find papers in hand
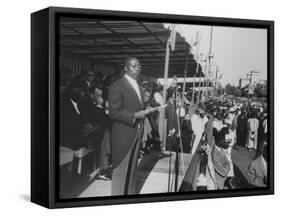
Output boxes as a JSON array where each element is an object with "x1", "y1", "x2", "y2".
[{"x1": 145, "y1": 104, "x2": 167, "y2": 114}]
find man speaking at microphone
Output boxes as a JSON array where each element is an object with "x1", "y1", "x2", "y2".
[{"x1": 108, "y1": 56, "x2": 149, "y2": 195}]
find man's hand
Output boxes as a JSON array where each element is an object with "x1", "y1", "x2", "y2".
[
  {"x1": 134, "y1": 110, "x2": 148, "y2": 119},
  {"x1": 82, "y1": 123, "x2": 100, "y2": 137}
]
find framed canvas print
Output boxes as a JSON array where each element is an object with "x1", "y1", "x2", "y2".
[{"x1": 31, "y1": 6, "x2": 274, "y2": 208}]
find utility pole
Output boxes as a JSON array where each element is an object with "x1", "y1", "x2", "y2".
[
  {"x1": 248, "y1": 70, "x2": 260, "y2": 84},
  {"x1": 192, "y1": 31, "x2": 201, "y2": 104},
  {"x1": 200, "y1": 55, "x2": 207, "y2": 101},
  {"x1": 205, "y1": 26, "x2": 214, "y2": 101},
  {"x1": 215, "y1": 66, "x2": 219, "y2": 94},
  {"x1": 182, "y1": 52, "x2": 189, "y2": 107},
  {"x1": 246, "y1": 71, "x2": 259, "y2": 103}
]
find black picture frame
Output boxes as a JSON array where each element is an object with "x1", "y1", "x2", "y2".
[{"x1": 31, "y1": 6, "x2": 274, "y2": 208}]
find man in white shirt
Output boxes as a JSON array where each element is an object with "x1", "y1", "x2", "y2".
[
  {"x1": 109, "y1": 56, "x2": 150, "y2": 195},
  {"x1": 124, "y1": 73, "x2": 142, "y2": 103}
]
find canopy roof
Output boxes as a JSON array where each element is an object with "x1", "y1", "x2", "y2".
[{"x1": 60, "y1": 17, "x2": 203, "y2": 78}]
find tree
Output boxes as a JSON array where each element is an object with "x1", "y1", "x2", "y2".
[
  {"x1": 225, "y1": 83, "x2": 241, "y2": 97},
  {"x1": 254, "y1": 82, "x2": 267, "y2": 98}
]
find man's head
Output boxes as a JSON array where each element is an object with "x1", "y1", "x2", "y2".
[
  {"x1": 124, "y1": 57, "x2": 141, "y2": 80},
  {"x1": 144, "y1": 90, "x2": 151, "y2": 103},
  {"x1": 86, "y1": 70, "x2": 95, "y2": 83},
  {"x1": 199, "y1": 109, "x2": 205, "y2": 118},
  {"x1": 90, "y1": 87, "x2": 103, "y2": 106}
]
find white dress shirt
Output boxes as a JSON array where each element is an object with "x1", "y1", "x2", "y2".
[
  {"x1": 70, "y1": 99, "x2": 80, "y2": 114},
  {"x1": 86, "y1": 80, "x2": 91, "y2": 88},
  {"x1": 124, "y1": 74, "x2": 142, "y2": 103}
]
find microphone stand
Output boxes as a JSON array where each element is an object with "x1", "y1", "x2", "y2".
[{"x1": 173, "y1": 86, "x2": 183, "y2": 192}]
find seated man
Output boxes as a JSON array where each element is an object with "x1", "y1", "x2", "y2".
[
  {"x1": 78, "y1": 70, "x2": 96, "y2": 99},
  {"x1": 60, "y1": 84, "x2": 85, "y2": 186},
  {"x1": 80, "y1": 86, "x2": 112, "y2": 180},
  {"x1": 60, "y1": 86, "x2": 84, "y2": 151}
]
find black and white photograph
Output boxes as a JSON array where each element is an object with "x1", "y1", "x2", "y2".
[
  {"x1": 2, "y1": 0, "x2": 281, "y2": 214},
  {"x1": 58, "y1": 15, "x2": 271, "y2": 199}
]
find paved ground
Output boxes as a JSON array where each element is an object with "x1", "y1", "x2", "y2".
[
  {"x1": 231, "y1": 146, "x2": 257, "y2": 188},
  {"x1": 63, "y1": 146, "x2": 256, "y2": 198},
  {"x1": 78, "y1": 150, "x2": 192, "y2": 198}
]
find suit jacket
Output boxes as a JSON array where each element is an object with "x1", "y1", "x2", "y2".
[
  {"x1": 79, "y1": 80, "x2": 95, "y2": 96},
  {"x1": 81, "y1": 99, "x2": 111, "y2": 131},
  {"x1": 60, "y1": 94, "x2": 83, "y2": 151},
  {"x1": 108, "y1": 76, "x2": 144, "y2": 168},
  {"x1": 165, "y1": 102, "x2": 178, "y2": 134},
  {"x1": 237, "y1": 114, "x2": 248, "y2": 131},
  {"x1": 80, "y1": 100, "x2": 112, "y2": 147}
]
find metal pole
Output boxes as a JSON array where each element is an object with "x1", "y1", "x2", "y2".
[
  {"x1": 247, "y1": 70, "x2": 259, "y2": 104},
  {"x1": 203, "y1": 60, "x2": 208, "y2": 101},
  {"x1": 159, "y1": 38, "x2": 171, "y2": 151},
  {"x1": 192, "y1": 32, "x2": 200, "y2": 104},
  {"x1": 197, "y1": 72, "x2": 201, "y2": 103},
  {"x1": 162, "y1": 40, "x2": 170, "y2": 105},
  {"x1": 205, "y1": 60, "x2": 209, "y2": 98},
  {"x1": 182, "y1": 53, "x2": 189, "y2": 106},
  {"x1": 192, "y1": 73, "x2": 196, "y2": 103},
  {"x1": 206, "y1": 26, "x2": 213, "y2": 100},
  {"x1": 215, "y1": 66, "x2": 218, "y2": 90}
]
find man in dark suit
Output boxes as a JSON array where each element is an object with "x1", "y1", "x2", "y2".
[
  {"x1": 60, "y1": 87, "x2": 83, "y2": 151},
  {"x1": 80, "y1": 86, "x2": 112, "y2": 179},
  {"x1": 236, "y1": 108, "x2": 248, "y2": 147},
  {"x1": 108, "y1": 56, "x2": 148, "y2": 195},
  {"x1": 165, "y1": 90, "x2": 178, "y2": 151},
  {"x1": 80, "y1": 87, "x2": 111, "y2": 148},
  {"x1": 79, "y1": 70, "x2": 95, "y2": 96}
]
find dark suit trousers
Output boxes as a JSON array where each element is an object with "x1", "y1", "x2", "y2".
[{"x1": 111, "y1": 124, "x2": 143, "y2": 196}]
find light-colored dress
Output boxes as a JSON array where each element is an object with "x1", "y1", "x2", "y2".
[
  {"x1": 191, "y1": 114, "x2": 208, "y2": 154},
  {"x1": 246, "y1": 118, "x2": 259, "y2": 149}
]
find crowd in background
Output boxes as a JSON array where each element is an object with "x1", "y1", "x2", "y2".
[{"x1": 194, "y1": 98, "x2": 268, "y2": 189}]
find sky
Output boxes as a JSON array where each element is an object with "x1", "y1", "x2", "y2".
[{"x1": 174, "y1": 24, "x2": 267, "y2": 87}]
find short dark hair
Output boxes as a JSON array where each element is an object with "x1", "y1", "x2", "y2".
[
  {"x1": 87, "y1": 70, "x2": 95, "y2": 75},
  {"x1": 124, "y1": 56, "x2": 138, "y2": 66}
]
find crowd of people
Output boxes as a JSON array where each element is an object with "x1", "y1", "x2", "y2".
[
  {"x1": 192, "y1": 98, "x2": 268, "y2": 190},
  {"x1": 59, "y1": 56, "x2": 268, "y2": 196}
]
